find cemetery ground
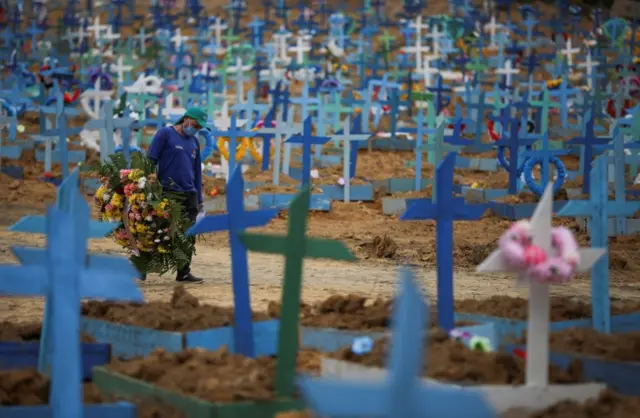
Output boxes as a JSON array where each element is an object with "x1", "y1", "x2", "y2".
[{"x1": 2, "y1": 149, "x2": 640, "y2": 325}]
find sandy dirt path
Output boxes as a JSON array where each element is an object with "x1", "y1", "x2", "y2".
[{"x1": 3, "y1": 228, "x2": 640, "y2": 325}]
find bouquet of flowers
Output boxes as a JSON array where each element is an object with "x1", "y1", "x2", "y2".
[{"x1": 92, "y1": 152, "x2": 195, "y2": 275}]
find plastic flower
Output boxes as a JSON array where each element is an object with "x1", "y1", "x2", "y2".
[
  {"x1": 128, "y1": 169, "x2": 143, "y2": 181},
  {"x1": 138, "y1": 177, "x2": 147, "y2": 189},
  {"x1": 102, "y1": 192, "x2": 111, "y2": 202},
  {"x1": 157, "y1": 245, "x2": 168, "y2": 254},
  {"x1": 95, "y1": 185, "x2": 105, "y2": 200},
  {"x1": 110, "y1": 193, "x2": 124, "y2": 208}
]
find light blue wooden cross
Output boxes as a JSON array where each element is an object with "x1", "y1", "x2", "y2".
[
  {"x1": 232, "y1": 89, "x2": 269, "y2": 126},
  {"x1": 558, "y1": 155, "x2": 640, "y2": 332},
  {"x1": 0, "y1": 185, "x2": 142, "y2": 417},
  {"x1": 187, "y1": 165, "x2": 278, "y2": 356},
  {"x1": 298, "y1": 268, "x2": 496, "y2": 418},
  {"x1": 84, "y1": 100, "x2": 134, "y2": 163},
  {"x1": 419, "y1": 121, "x2": 461, "y2": 201},
  {"x1": 291, "y1": 79, "x2": 320, "y2": 122}
]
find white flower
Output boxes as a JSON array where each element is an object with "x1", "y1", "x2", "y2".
[
  {"x1": 145, "y1": 215, "x2": 153, "y2": 221},
  {"x1": 154, "y1": 239, "x2": 161, "y2": 243},
  {"x1": 102, "y1": 193, "x2": 111, "y2": 202},
  {"x1": 157, "y1": 229, "x2": 163, "y2": 234},
  {"x1": 163, "y1": 236, "x2": 170, "y2": 241},
  {"x1": 138, "y1": 177, "x2": 147, "y2": 188}
]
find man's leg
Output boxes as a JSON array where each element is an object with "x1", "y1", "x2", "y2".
[{"x1": 176, "y1": 192, "x2": 203, "y2": 283}]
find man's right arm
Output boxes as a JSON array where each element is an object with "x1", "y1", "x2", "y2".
[{"x1": 148, "y1": 128, "x2": 167, "y2": 164}]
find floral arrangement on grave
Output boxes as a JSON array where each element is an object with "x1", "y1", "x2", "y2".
[
  {"x1": 498, "y1": 220, "x2": 580, "y2": 283},
  {"x1": 92, "y1": 152, "x2": 195, "y2": 275}
]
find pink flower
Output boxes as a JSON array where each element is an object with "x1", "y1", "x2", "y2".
[
  {"x1": 135, "y1": 213, "x2": 142, "y2": 220},
  {"x1": 129, "y1": 212, "x2": 135, "y2": 219},
  {"x1": 524, "y1": 245, "x2": 547, "y2": 266},
  {"x1": 105, "y1": 204, "x2": 113, "y2": 212},
  {"x1": 163, "y1": 213, "x2": 169, "y2": 218}
]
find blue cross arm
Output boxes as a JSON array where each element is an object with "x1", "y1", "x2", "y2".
[
  {"x1": 9, "y1": 216, "x2": 117, "y2": 237},
  {"x1": 238, "y1": 232, "x2": 358, "y2": 261},
  {"x1": 558, "y1": 200, "x2": 640, "y2": 218},
  {"x1": 286, "y1": 135, "x2": 332, "y2": 145},
  {"x1": 297, "y1": 376, "x2": 497, "y2": 417},
  {"x1": 9, "y1": 247, "x2": 143, "y2": 300},
  {"x1": 187, "y1": 213, "x2": 230, "y2": 235},
  {"x1": 0, "y1": 265, "x2": 48, "y2": 296}
]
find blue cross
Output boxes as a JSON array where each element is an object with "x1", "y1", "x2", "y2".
[
  {"x1": 187, "y1": 166, "x2": 278, "y2": 356},
  {"x1": 298, "y1": 268, "x2": 496, "y2": 417},
  {"x1": 0, "y1": 185, "x2": 142, "y2": 417},
  {"x1": 286, "y1": 116, "x2": 331, "y2": 188},
  {"x1": 400, "y1": 153, "x2": 487, "y2": 330},
  {"x1": 558, "y1": 155, "x2": 640, "y2": 332}
]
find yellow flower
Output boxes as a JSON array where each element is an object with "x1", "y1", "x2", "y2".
[
  {"x1": 135, "y1": 223, "x2": 147, "y2": 233},
  {"x1": 95, "y1": 186, "x2": 105, "y2": 200},
  {"x1": 128, "y1": 169, "x2": 143, "y2": 181},
  {"x1": 157, "y1": 245, "x2": 167, "y2": 254},
  {"x1": 111, "y1": 193, "x2": 124, "y2": 208}
]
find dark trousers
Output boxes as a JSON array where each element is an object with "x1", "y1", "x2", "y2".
[{"x1": 171, "y1": 190, "x2": 199, "y2": 278}]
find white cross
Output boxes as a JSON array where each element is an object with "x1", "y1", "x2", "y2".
[
  {"x1": 425, "y1": 24, "x2": 443, "y2": 56},
  {"x1": 418, "y1": 56, "x2": 439, "y2": 87},
  {"x1": 171, "y1": 28, "x2": 192, "y2": 50},
  {"x1": 561, "y1": 38, "x2": 581, "y2": 73},
  {"x1": 288, "y1": 35, "x2": 311, "y2": 64},
  {"x1": 495, "y1": 59, "x2": 520, "y2": 88},
  {"x1": 110, "y1": 55, "x2": 133, "y2": 84},
  {"x1": 161, "y1": 92, "x2": 186, "y2": 118},
  {"x1": 260, "y1": 60, "x2": 285, "y2": 94},
  {"x1": 272, "y1": 26, "x2": 293, "y2": 64},
  {"x1": 80, "y1": 77, "x2": 114, "y2": 120},
  {"x1": 477, "y1": 183, "x2": 605, "y2": 387},
  {"x1": 135, "y1": 27, "x2": 152, "y2": 54},
  {"x1": 577, "y1": 45, "x2": 599, "y2": 91},
  {"x1": 124, "y1": 74, "x2": 164, "y2": 95},
  {"x1": 214, "y1": 101, "x2": 247, "y2": 130},
  {"x1": 88, "y1": 16, "x2": 107, "y2": 40},
  {"x1": 483, "y1": 15, "x2": 503, "y2": 49},
  {"x1": 331, "y1": 117, "x2": 370, "y2": 202},
  {"x1": 403, "y1": 17, "x2": 431, "y2": 71},
  {"x1": 259, "y1": 107, "x2": 302, "y2": 183},
  {"x1": 209, "y1": 17, "x2": 228, "y2": 46}
]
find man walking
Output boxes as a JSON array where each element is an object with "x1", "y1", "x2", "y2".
[{"x1": 145, "y1": 107, "x2": 208, "y2": 283}]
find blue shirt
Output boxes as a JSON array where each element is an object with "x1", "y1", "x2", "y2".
[{"x1": 148, "y1": 126, "x2": 203, "y2": 204}]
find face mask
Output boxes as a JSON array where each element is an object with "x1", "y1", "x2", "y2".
[{"x1": 183, "y1": 121, "x2": 197, "y2": 136}]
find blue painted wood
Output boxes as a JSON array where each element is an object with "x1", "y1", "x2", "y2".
[
  {"x1": 0, "y1": 403, "x2": 136, "y2": 418},
  {"x1": 286, "y1": 117, "x2": 331, "y2": 188},
  {"x1": 373, "y1": 178, "x2": 434, "y2": 194},
  {"x1": 300, "y1": 327, "x2": 386, "y2": 352},
  {"x1": 83, "y1": 178, "x2": 102, "y2": 193},
  {"x1": 259, "y1": 193, "x2": 332, "y2": 211},
  {"x1": 1, "y1": 144, "x2": 23, "y2": 159},
  {"x1": 298, "y1": 269, "x2": 496, "y2": 418},
  {"x1": 356, "y1": 138, "x2": 415, "y2": 150},
  {"x1": 0, "y1": 181, "x2": 143, "y2": 417},
  {"x1": 0, "y1": 342, "x2": 111, "y2": 380},
  {"x1": 503, "y1": 344, "x2": 640, "y2": 396},
  {"x1": 35, "y1": 149, "x2": 86, "y2": 165},
  {"x1": 187, "y1": 166, "x2": 279, "y2": 357},
  {"x1": 382, "y1": 197, "x2": 429, "y2": 216},
  {"x1": 1, "y1": 165, "x2": 24, "y2": 179},
  {"x1": 455, "y1": 312, "x2": 640, "y2": 344},
  {"x1": 488, "y1": 201, "x2": 569, "y2": 220},
  {"x1": 558, "y1": 155, "x2": 640, "y2": 332},
  {"x1": 455, "y1": 157, "x2": 499, "y2": 171},
  {"x1": 80, "y1": 317, "x2": 281, "y2": 358},
  {"x1": 316, "y1": 184, "x2": 374, "y2": 201},
  {"x1": 400, "y1": 153, "x2": 487, "y2": 330}
]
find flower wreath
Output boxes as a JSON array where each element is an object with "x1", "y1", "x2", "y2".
[
  {"x1": 92, "y1": 152, "x2": 196, "y2": 275},
  {"x1": 498, "y1": 220, "x2": 580, "y2": 284}
]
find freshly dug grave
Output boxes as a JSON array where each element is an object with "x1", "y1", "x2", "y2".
[
  {"x1": 531, "y1": 390, "x2": 640, "y2": 418},
  {"x1": 81, "y1": 286, "x2": 270, "y2": 332},
  {"x1": 331, "y1": 328, "x2": 583, "y2": 385},
  {"x1": 0, "y1": 368, "x2": 182, "y2": 417},
  {"x1": 107, "y1": 346, "x2": 322, "y2": 403},
  {"x1": 267, "y1": 295, "x2": 475, "y2": 331},
  {"x1": 0, "y1": 321, "x2": 96, "y2": 343},
  {"x1": 542, "y1": 328, "x2": 640, "y2": 363},
  {"x1": 455, "y1": 296, "x2": 640, "y2": 322}
]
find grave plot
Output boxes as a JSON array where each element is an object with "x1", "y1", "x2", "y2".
[{"x1": 2, "y1": 0, "x2": 640, "y2": 416}]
